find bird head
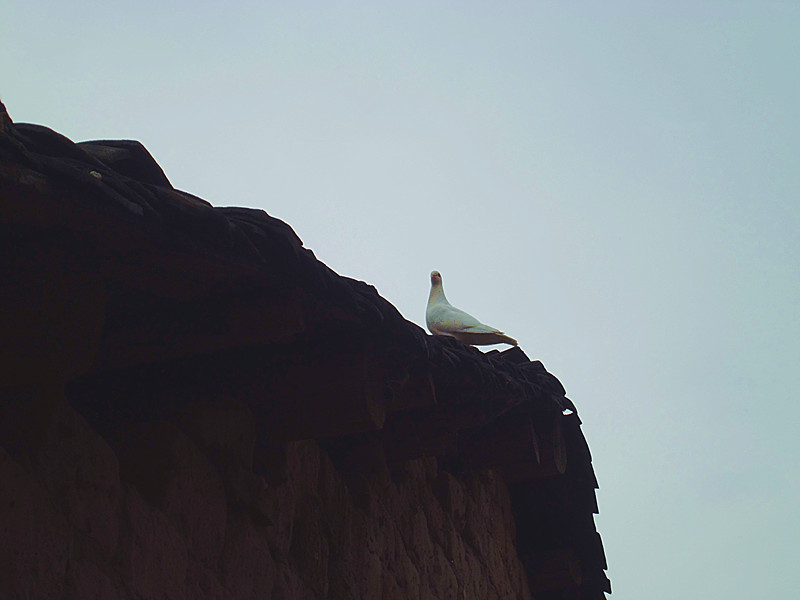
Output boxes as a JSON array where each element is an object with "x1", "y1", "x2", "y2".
[{"x1": 430, "y1": 271, "x2": 442, "y2": 285}]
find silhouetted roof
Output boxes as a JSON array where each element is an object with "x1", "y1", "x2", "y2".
[{"x1": 0, "y1": 99, "x2": 610, "y2": 598}]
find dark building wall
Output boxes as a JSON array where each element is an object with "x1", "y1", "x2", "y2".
[
  {"x1": 0, "y1": 386, "x2": 533, "y2": 600},
  {"x1": 0, "y1": 102, "x2": 608, "y2": 599}
]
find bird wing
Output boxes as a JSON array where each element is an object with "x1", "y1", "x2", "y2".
[{"x1": 427, "y1": 303, "x2": 499, "y2": 334}]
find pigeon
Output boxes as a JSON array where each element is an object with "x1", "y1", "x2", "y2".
[{"x1": 426, "y1": 270, "x2": 518, "y2": 346}]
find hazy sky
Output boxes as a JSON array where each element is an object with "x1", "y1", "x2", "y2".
[{"x1": 4, "y1": 2, "x2": 799, "y2": 598}]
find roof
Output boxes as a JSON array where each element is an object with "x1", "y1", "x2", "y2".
[{"x1": 0, "y1": 100, "x2": 610, "y2": 598}]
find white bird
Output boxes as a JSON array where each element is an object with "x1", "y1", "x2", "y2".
[{"x1": 426, "y1": 270, "x2": 518, "y2": 346}]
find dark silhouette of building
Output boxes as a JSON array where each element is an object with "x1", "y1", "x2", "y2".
[{"x1": 0, "y1": 100, "x2": 609, "y2": 599}]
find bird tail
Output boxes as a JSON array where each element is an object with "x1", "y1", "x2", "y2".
[{"x1": 494, "y1": 333, "x2": 518, "y2": 346}]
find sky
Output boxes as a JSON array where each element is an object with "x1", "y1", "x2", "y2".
[{"x1": 4, "y1": 2, "x2": 799, "y2": 597}]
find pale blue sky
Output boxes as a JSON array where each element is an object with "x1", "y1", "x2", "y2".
[{"x1": 4, "y1": 2, "x2": 799, "y2": 598}]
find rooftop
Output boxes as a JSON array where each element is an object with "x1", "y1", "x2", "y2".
[{"x1": 0, "y1": 100, "x2": 609, "y2": 598}]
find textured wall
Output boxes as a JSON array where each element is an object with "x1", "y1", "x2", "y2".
[
  {"x1": 0, "y1": 104, "x2": 608, "y2": 600},
  {"x1": 0, "y1": 387, "x2": 533, "y2": 600}
]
